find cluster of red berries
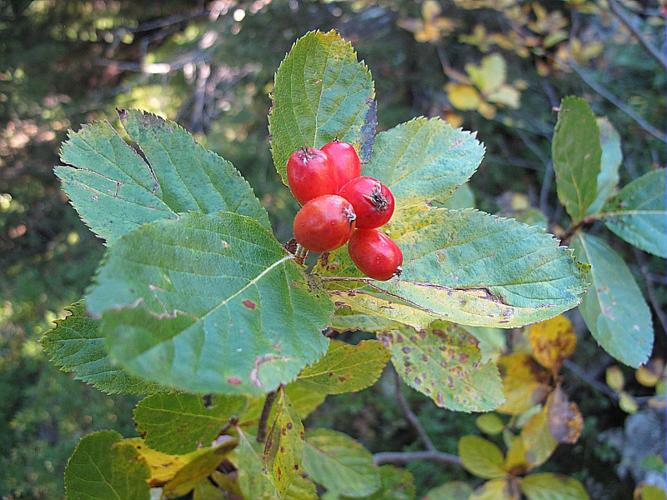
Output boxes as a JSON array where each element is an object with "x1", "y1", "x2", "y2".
[{"x1": 288, "y1": 140, "x2": 403, "y2": 281}]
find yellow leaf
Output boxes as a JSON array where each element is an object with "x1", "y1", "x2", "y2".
[
  {"x1": 505, "y1": 434, "x2": 529, "y2": 474},
  {"x1": 635, "y1": 483, "x2": 667, "y2": 500},
  {"x1": 636, "y1": 358, "x2": 664, "y2": 387},
  {"x1": 446, "y1": 83, "x2": 482, "y2": 110},
  {"x1": 422, "y1": 0, "x2": 442, "y2": 20},
  {"x1": 476, "y1": 413, "x2": 505, "y2": 435},
  {"x1": 619, "y1": 391, "x2": 638, "y2": 414},
  {"x1": 606, "y1": 365, "x2": 625, "y2": 392},
  {"x1": 498, "y1": 353, "x2": 551, "y2": 415},
  {"x1": 124, "y1": 438, "x2": 206, "y2": 487},
  {"x1": 458, "y1": 435, "x2": 507, "y2": 479},
  {"x1": 528, "y1": 315, "x2": 576, "y2": 372},
  {"x1": 466, "y1": 54, "x2": 506, "y2": 94},
  {"x1": 478, "y1": 101, "x2": 497, "y2": 119}
]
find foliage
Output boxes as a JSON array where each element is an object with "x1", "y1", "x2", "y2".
[{"x1": 2, "y1": 0, "x2": 666, "y2": 498}]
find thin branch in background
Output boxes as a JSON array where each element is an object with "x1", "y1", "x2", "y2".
[
  {"x1": 632, "y1": 247, "x2": 667, "y2": 338},
  {"x1": 567, "y1": 60, "x2": 667, "y2": 145},
  {"x1": 393, "y1": 370, "x2": 436, "y2": 452},
  {"x1": 563, "y1": 359, "x2": 618, "y2": 401},
  {"x1": 607, "y1": 0, "x2": 667, "y2": 73},
  {"x1": 256, "y1": 389, "x2": 278, "y2": 443},
  {"x1": 374, "y1": 450, "x2": 462, "y2": 466},
  {"x1": 539, "y1": 161, "x2": 554, "y2": 217}
]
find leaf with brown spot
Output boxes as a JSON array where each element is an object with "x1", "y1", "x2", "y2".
[
  {"x1": 497, "y1": 353, "x2": 551, "y2": 416},
  {"x1": 379, "y1": 321, "x2": 503, "y2": 412},
  {"x1": 528, "y1": 315, "x2": 576, "y2": 372},
  {"x1": 264, "y1": 388, "x2": 304, "y2": 496},
  {"x1": 519, "y1": 406, "x2": 558, "y2": 469},
  {"x1": 297, "y1": 339, "x2": 390, "y2": 395},
  {"x1": 546, "y1": 386, "x2": 583, "y2": 444}
]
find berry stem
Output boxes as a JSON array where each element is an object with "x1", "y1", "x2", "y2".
[{"x1": 294, "y1": 244, "x2": 309, "y2": 265}]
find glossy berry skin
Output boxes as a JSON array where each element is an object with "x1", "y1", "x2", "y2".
[
  {"x1": 293, "y1": 195, "x2": 356, "y2": 252},
  {"x1": 321, "y1": 140, "x2": 362, "y2": 190},
  {"x1": 287, "y1": 147, "x2": 337, "y2": 205},
  {"x1": 338, "y1": 176, "x2": 395, "y2": 229},
  {"x1": 348, "y1": 229, "x2": 403, "y2": 281}
]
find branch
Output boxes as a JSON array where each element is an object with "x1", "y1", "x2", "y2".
[
  {"x1": 607, "y1": 0, "x2": 667, "y2": 72},
  {"x1": 566, "y1": 60, "x2": 667, "y2": 145},
  {"x1": 559, "y1": 214, "x2": 600, "y2": 244},
  {"x1": 256, "y1": 390, "x2": 278, "y2": 443},
  {"x1": 563, "y1": 359, "x2": 618, "y2": 401},
  {"x1": 374, "y1": 450, "x2": 462, "y2": 466},
  {"x1": 393, "y1": 370, "x2": 436, "y2": 452}
]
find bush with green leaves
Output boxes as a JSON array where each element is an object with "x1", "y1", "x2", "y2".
[{"x1": 42, "y1": 30, "x2": 664, "y2": 499}]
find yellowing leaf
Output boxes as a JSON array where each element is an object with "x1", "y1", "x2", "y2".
[
  {"x1": 444, "y1": 111, "x2": 464, "y2": 128},
  {"x1": 466, "y1": 54, "x2": 506, "y2": 94},
  {"x1": 606, "y1": 366, "x2": 625, "y2": 392},
  {"x1": 619, "y1": 391, "x2": 638, "y2": 414},
  {"x1": 447, "y1": 83, "x2": 482, "y2": 110},
  {"x1": 520, "y1": 407, "x2": 557, "y2": 469},
  {"x1": 124, "y1": 438, "x2": 203, "y2": 487},
  {"x1": 476, "y1": 413, "x2": 505, "y2": 435},
  {"x1": 505, "y1": 435, "x2": 529, "y2": 474},
  {"x1": 458, "y1": 435, "x2": 507, "y2": 479},
  {"x1": 478, "y1": 101, "x2": 497, "y2": 119},
  {"x1": 471, "y1": 478, "x2": 520, "y2": 500},
  {"x1": 497, "y1": 353, "x2": 551, "y2": 415},
  {"x1": 487, "y1": 85, "x2": 521, "y2": 109},
  {"x1": 546, "y1": 386, "x2": 583, "y2": 444},
  {"x1": 528, "y1": 315, "x2": 577, "y2": 372},
  {"x1": 636, "y1": 358, "x2": 665, "y2": 387}
]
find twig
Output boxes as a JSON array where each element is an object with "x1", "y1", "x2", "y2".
[
  {"x1": 566, "y1": 60, "x2": 667, "y2": 145},
  {"x1": 559, "y1": 214, "x2": 600, "y2": 244},
  {"x1": 607, "y1": 0, "x2": 667, "y2": 73},
  {"x1": 256, "y1": 390, "x2": 278, "y2": 443},
  {"x1": 632, "y1": 247, "x2": 667, "y2": 337},
  {"x1": 539, "y1": 161, "x2": 554, "y2": 218},
  {"x1": 393, "y1": 370, "x2": 436, "y2": 452},
  {"x1": 319, "y1": 276, "x2": 375, "y2": 283},
  {"x1": 563, "y1": 359, "x2": 618, "y2": 401},
  {"x1": 373, "y1": 450, "x2": 462, "y2": 466}
]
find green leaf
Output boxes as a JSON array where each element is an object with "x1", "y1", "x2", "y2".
[
  {"x1": 233, "y1": 429, "x2": 279, "y2": 499},
  {"x1": 285, "y1": 476, "x2": 319, "y2": 500},
  {"x1": 297, "y1": 340, "x2": 390, "y2": 394},
  {"x1": 193, "y1": 478, "x2": 226, "y2": 500},
  {"x1": 572, "y1": 233, "x2": 653, "y2": 367},
  {"x1": 424, "y1": 481, "x2": 473, "y2": 500},
  {"x1": 65, "y1": 430, "x2": 150, "y2": 500},
  {"x1": 551, "y1": 96, "x2": 601, "y2": 222},
  {"x1": 56, "y1": 110, "x2": 269, "y2": 242},
  {"x1": 324, "y1": 465, "x2": 416, "y2": 500},
  {"x1": 322, "y1": 207, "x2": 586, "y2": 328},
  {"x1": 241, "y1": 383, "x2": 326, "y2": 428},
  {"x1": 458, "y1": 435, "x2": 507, "y2": 479},
  {"x1": 303, "y1": 429, "x2": 380, "y2": 497},
  {"x1": 87, "y1": 211, "x2": 332, "y2": 394},
  {"x1": 440, "y1": 184, "x2": 475, "y2": 209},
  {"x1": 162, "y1": 438, "x2": 238, "y2": 498},
  {"x1": 364, "y1": 118, "x2": 484, "y2": 207},
  {"x1": 264, "y1": 389, "x2": 305, "y2": 496},
  {"x1": 269, "y1": 30, "x2": 374, "y2": 184},
  {"x1": 520, "y1": 473, "x2": 589, "y2": 500},
  {"x1": 587, "y1": 118, "x2": 621, "y2": 215},
  {"x1": 476, "y1": 413, "x2": 505, "y2": 435},
  {"x1": 134, "y1": 392, "x2": 246, "y2": 454},
  {"x1": 41, "y1": 301, "x2": 159, "y2": 395},
  {"x1": 601, "y1": 168, "x2": 667, "y2": 258},
  {"x1": 379, "y1": 321, "x2": 504, "y2": 412}
]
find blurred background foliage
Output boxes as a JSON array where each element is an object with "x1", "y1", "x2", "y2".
[{"x1": 0, "y1": 0, "x2": 665, "y2": 498}]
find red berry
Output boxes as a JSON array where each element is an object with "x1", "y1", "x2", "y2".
[
  {"x1": 348, "y1": 229, "x2": 403, "y2": 281},
  {"x1": 294, "y1": 195, "x2": 356, "y2": 252},
  {"x1": 287, "y1": 147, "x2": 337, "y2": 205},
  {"x1": 321, "y1": 140, "x2": 361, "y2": 190},
  {"x1": 338, "y1": 176, "x2": 395, "y2": 229}
]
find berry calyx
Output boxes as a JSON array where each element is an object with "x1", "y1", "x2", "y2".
[
  {"x1": 348, "y1": 229, "x2": 403, "y2": 281},
  {"x1": 293, "y1": 195, "x2": 356, "y2": 252},
  {"x1": 321, "y1": 139, "x2": 362, "y2": 190},
  {"x1": 287, "y1": 147, "x2": 337, "y2": 205},
  {"x1": 338, "y1": 176, "x2": 395, "y2": 229}
]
